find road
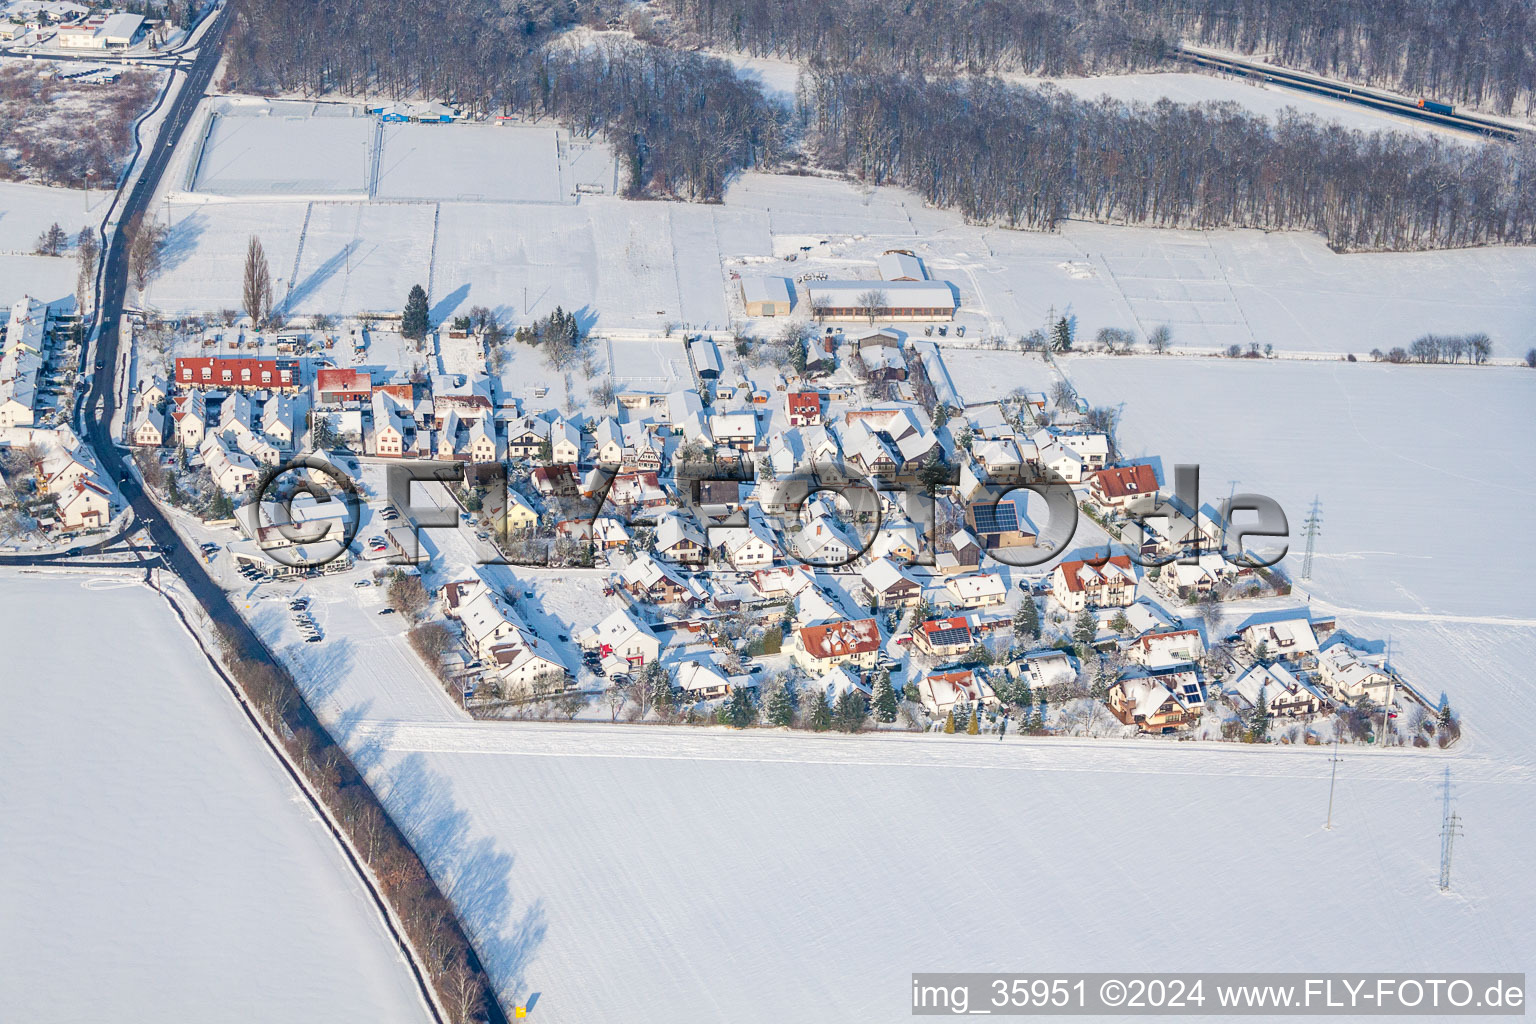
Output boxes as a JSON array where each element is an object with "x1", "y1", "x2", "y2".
[
  {"x1": 1174, "y1": 44, "x2": 1534, "y2": 141},
  {"x1": 2, "y1": 8, "x2": 509, "y2": 1021}
]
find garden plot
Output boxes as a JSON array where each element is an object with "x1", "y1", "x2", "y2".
[
  {"x1": 376, "y1": 123, "x2": 563, "y2": 203},
  {"x1": 192, "y1": 112, "x2": 374, "y2": 195},
  {"x1": 0, "y1": 574, "x2": 429, "y2": 1024}
]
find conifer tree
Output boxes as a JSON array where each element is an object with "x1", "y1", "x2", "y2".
[
  {"x1": 649, "y1": 664, "x2": 674, "y2": 716},
  {"x1": 726, "y1": 685, "x2": 756, "y2": 728},
  {"x1": 872, "y1": 669, "x2": 898, "y2": 723},
  {"x1": 807, "y1": 689, "x2": 832, "y2": 731},
  {"x1": 943, "y1": 709, "x2": 956, "y2": 734},
  {"x1": 1072, "y1": 608, "x2": 1097, "y2": 654},
  {"x1": 401, "y1": 284, "x2": 430, "y2": 340},
  {"x1": 966, "y1": 704, "x2": 980, "y2": 734},
  {"x1": 766, "y1": 682, "x2": 796, "y2": 727},
  {"x1": 833, "y1": 688, "x2": 868, "y2": 733},
  {"x1": 1015, "y1": 594, "x2": 1040, "y2": 642}
]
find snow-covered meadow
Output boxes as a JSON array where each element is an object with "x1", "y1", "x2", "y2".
[
  {"x1": 131, "y1": 97, "x2": 1536, "y2": 359},
  {"x1": 0, "y1": 572, "x2": 429, "y2": 1024}
]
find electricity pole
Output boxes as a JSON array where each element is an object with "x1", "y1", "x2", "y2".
[
  {"x1": 1301, "y1": 497, "x2": 1322, "y2": 580},
  {"x1": 1324, "y1": 736, "x2": 1342, "y2": 830},
  {"x1": 1439, "y1": 767, "x2": 1462, "y2": 891}
]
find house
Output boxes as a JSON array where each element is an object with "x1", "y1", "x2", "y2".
[
  {"x1": 1089, "y1": 464, "x2": 1160, "y2": 511},
  {"x1": 369, "y1": 391, "x2": 411, "y2": 458},
  {"x1": 501, "y1": 488, "x2": 539, "y2": 534},
  {"x1": 315, "y1": 367, "x2": 372, "y2": 405},
  {"x1": 1049, "y1": 432, "x2": 1110, "y2": 473},
  {"x1": 788, "y1": 515, "x2": 856, "y2": 566},
  {"x1": 740, "y1": 276, "x2": 793, "y2": 317},
  {"x1": 674, "y1": 658, "x2": 740, "y2": 700},
  {"x1": 859, "y1": 557, "x2": 921, "y2": 608},
  {"x1": 935, "y1": 528, "x2": 982, "y2": 576},
  {"x1": 972, "y1": 438, "x2": 1024, "y2": 484},
  {"x1": 171, "y1": 391, "x2": 207, "y2": 448},
  {"x1": 1232, "y1": 662, "x2": 1330, "y2": 718},
  {"x1": 786, "y1": 391, "x2": 822, "y2": 427},
  {"x1": 710, "y1": 521, "x2": 777, "y2": 569},
  {"x1": 261, "y1": 394, "x2": 296, "y2": 448},
  {"x1": 449, "y1": 581, "x2": 570, "y2": 693},
  {"x1": 877, "y1": 251, "x2": 926, "y2": 282},
  {"x1": 1107, "y1": 676, "x2": 1200, "y2": 733},
  {"x1": 591, "y1": 417, "x2": 625, "y2": 466},
  {"x1": 750, "y1": 565, "x2": 819, "y2": 602},
  {"x1": 1036, "y1": 441, "x2": 1086, "y2": 483},
  {"x1": 129, "y1": 405, "x2": 166, "y2": 447},
  {"x1": 1317, "y1": 644, "x2": 1397, "y2": 705},
  {"x1": 862, "y1": 345, "x2": 908, "y2": 382},
  {"x1": 1050, "y1": 556, "x2": 1138, "y2": 613},
  {"x1": 709, "y1": 411, "x2": 758, "y2": 451},
  {"x1": 1128, "y1": 629, "x2": 1205, "y2": 670},
  {"x1": 199, "y1": 434, "x2": 260, "y2": 494},
  {"x1": 688, "y1": 337, "x2": 725, "y2": 379},
  {"x1": 550, "y1": 420, "x2": 583, "y2": 465},
  {"x1": 917, "y1": 668, "x2": 999, "y2": 717},
  {"x1": 620, "y1": 552, "x2": 695, "y2": 605},
  {"x1": 915, "y1": 617, "x2": 976, "y2": 658},
  {"x1": 943, "y1": 573, "x2": 1007, "y2": 608},
  {"x1": 578, "y1": 608, "x2": 661, "y2": 670},
  {"x1": 139, "y1": 374, "x2": 169, "y2": 408},
  {"x1": 38, "y1": 451, "x2": 94, "y2": 498},
  {"x1": 1013, "y1": 649, "x2": 1079, "y2": 693},
  {"x1": 175, "y1": 355, "x2": 298, "y2": 392},
  {"x1": 591, "y1": 516, "x2": 631, "y2": 550},
  {"x1": 57, "y1": 479, "x2": 112, "y2": 530},
  {"x1": 654, "y1": 512, "x2": 707, "y2": 566},
  {"x1": 504, "y1": 416, "x2": 551, "y2": 459},
  {"x1": 1240, "y1": 616, "x2": 1320, "y2": 659},
  {"x1": 965, "y1": 498, "x2": 1036, "y2": 552},
  {"x1": 608, "y1": 471, "x2": 668, "y2": 510},
  {"x1": 530, "y1": 464, "x2": 578, "y2": 498},
  {"x1": 792, "y1": 618, "x2": 882, "y2": 671}
]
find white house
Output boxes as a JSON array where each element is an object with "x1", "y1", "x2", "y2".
[
  {"x1": 942, "y1": 572, "x2": 1007, "y2": 608},
  {"x1": 578, "y1": 608, "x2": 661, "y2": 671}
]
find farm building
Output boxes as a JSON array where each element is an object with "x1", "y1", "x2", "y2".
[
  {"x1": 877, "y1": 251, "x2": 926, "y2": 281},
  {"x1": 688, "y1": 337, "x2": 725, "y2": 379},
  {"x1": 804, "y1": 280, "x2": 956, "y2": 322},
  {"x1": 740, "y1": 277, "x2": 794, "y2": 317}
]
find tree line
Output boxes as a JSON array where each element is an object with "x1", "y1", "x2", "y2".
[
  {"x1": 800, "y1": 68, "x2": 1536, "y2": 252},
  {"x1": 223, "y1": 1, "x2": 782, "y2": 201},
  {"x1": 662, "y1": 0, "x2": 1536, "y2": 117}
]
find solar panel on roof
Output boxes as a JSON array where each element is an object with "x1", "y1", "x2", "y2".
[
  {"x1": 970, "y1": 501, "x2": 1019, "y2": 535},
  {"x1": 926, "y1": 625, "x2": 971, "y2": 647}
]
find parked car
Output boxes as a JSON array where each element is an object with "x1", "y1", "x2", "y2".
[
  {"x1": 378, "y1": 608, "x2": 395, "y2": 615},
  {"x1": 354, "y1": 578, "x2": 372, "y2": 588}
]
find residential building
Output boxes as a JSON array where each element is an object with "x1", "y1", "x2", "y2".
[
  {"x1": 1050, "y1": 556, "x2": 1138, "y2": 612},
  {"x1": 917, "y1": 668, "x2": 1000, "y2": 717},
  {"x1": 793, "y1": 618, "x2": 882, "y2": 671}
]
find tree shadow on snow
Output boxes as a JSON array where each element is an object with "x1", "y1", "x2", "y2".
[
  {"x1": 160, "y1": 211, "x2": 207, "y2": 275},
  {"x1": 382, "y1": 751, "x2": 547, "y2": 1001},
  {"x1": 283, "y1": 242, "x2": 354, "y2": 316},
  {"x1": 430, "y1": 283, "x2": 471, "y2": 328}
]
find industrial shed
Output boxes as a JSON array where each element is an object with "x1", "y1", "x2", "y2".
[{"x1": 739, "y1": 276, "x2": 794, "y2": 317}]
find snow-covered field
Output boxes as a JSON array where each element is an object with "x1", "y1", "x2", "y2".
[
  {"x1": 142, "y1": 102, "x2": 1536, "y2": 357},
  {"x1": 0, "y1": 180, "x2": 113, "y2": 310},
  {"x1": 0, "y1": 572, "x2": 428, "y2": 1024},
  {"x1": 1059, "y1": 356, "x2": 1536, "y2": 618},
  {"x1": 192, "y1": 110, "x2": 374, "y2": 195}
]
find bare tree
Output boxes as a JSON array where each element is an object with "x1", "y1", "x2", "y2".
[
  {"x1": 856, "y1": 288, "x2": 888, "y2": 327},
  {"x1": 35, "y1": 222, "x2": 68, "y2": 256},
  {"x1": 242, "y1": 234, "x2": 274, "y2": 328},
  {"x1": 75, "y1": 228, "x2": 100, "y2": 314},
  {"x1": 128, "y1": 214, "x2": 169, "y2": 292}
]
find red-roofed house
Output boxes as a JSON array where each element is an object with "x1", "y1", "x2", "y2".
[
  {"x1": 917, "y1": 668, "x2": 1000, "y2": 716},
  {"x1": 176, "y1": 356, "x2": 298, "y2": 392},
  {"x1": 1050, "y1": 555, "x2": 1137, "y2": 613},
  {"x1": 786, "y1": 391, "x2": 822, "y2": 427},
  {"x1": 915, "y1": 616, "x2": 976, "y2": 657},
  {"x1": 1089, "y1": 464, "x2": 1159, "y2": 510},
  {"x1": 792, "y1": 618, "x2": 882, "y2": 671},
  {"x1": 316, "y1": 367, "x2": 372, "y2": 404}
]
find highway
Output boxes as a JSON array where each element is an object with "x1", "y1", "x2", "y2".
[{"x1": 1174, "y1": 44, "x2": 1535, "y2": 142}]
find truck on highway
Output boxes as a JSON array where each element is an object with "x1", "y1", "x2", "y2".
[{"x1": 1417, "y1": 98, "x2": 1454, "y2": 115}]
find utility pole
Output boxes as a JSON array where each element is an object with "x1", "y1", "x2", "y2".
[
  {"x1": 1324, "y1": 736, "x2": 1342, "y2": 830},
  {"x1": 1301, "y1": 497, "x2": 1322, "y2": 580},
  {"x1": 1439, "y1": 767, "x2": 1462, "y2": 891}
]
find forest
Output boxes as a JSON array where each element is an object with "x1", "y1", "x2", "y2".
[
  {"x1": 800, "y1": 69, "x2": 1536, "y2": 251},
  {"x1": 664, "y1": 0, "x2": 1536, "y2": 118},
  {"x1": 220, "y1": 0, "x2": 1536, "y2": 251}
]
